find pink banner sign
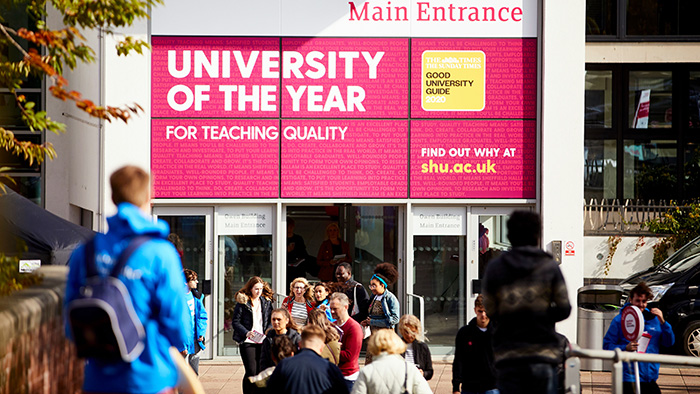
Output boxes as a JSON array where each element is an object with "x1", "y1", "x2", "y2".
[
  {"x1": 281, "y1": 38, "x2": 408, "y2": 118},
  {"x1": 410, "y1": 120, "x2": 536, "y2": 198},
  {"x1": 151, "y1": 119, "x2": 279, "y2": 198},
  {"x1": 281, "y1": 120, "x2": 408, "y2": 198},
  {"x1": 411, "y1": 39, "x2": 537, "y2": 119},
  {"x1": 152, "y1": 37, "x2": 280, "y2": 118},
  {"x1": 152, "y1": 37, "x2": 408, "y2": 118}
]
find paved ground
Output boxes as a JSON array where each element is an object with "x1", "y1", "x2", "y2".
[{"x1": 197, "y1": 361, "x2": 700, "y2": 393}]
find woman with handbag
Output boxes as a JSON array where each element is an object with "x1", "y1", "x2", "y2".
[
  {"x1": 350, "y1": 329, "x2": 432, "y2": 394},
  {"x1": 362, "y1": 263, "x2": 400, "y2": 334},
  {"x1": 231, "y1": 276, "x2": 274, "y2": 394}
]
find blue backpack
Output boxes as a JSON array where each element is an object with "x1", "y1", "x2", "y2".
[{"x1": 68, "y1": 236, "x2": 151, "y2": 362}]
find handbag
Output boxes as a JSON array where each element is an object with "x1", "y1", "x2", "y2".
[
  {"x1": 362, "y1": 324, "x2": 371, "y2": 339},
  {"x1": 351, "y1": 285, "x2": 360, "y2": 316}
]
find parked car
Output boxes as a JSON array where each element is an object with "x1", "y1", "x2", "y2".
[{"x1": 619, "y1": 236, "x2": 700, "y2": 357}]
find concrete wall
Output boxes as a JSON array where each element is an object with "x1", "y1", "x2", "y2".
[
  {"x1": 583, "y1": 235, "x2": 660, "y2": 280},
  {"x1": 0, "y1": 266, "x2": 82, "y2": 394},
  {"x1": 44, "y1": 9, "x2": 151, "y2": 231},
  {"x1": 44, "y1": 6, "x2": 102, "y2": 227},
  {"x1": 540, "y1": 0, "x2": 586, "y2": 340}
]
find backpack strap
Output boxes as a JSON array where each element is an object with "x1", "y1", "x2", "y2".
[
  {"x1": 84, "y1": 238, "x2": 98, "y2": 278},
  {"x1": 110, "y1": 236, "x2": 153, "y2": 277}
]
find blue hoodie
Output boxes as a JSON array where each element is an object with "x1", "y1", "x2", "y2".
[
  {"x1": 183, "y1": 289, "x2": 208, "y2": 354},
  {"x1": 64, "y1": 203, "x2": 191, "y2": 393},
  {"x1": 603, "y1": 304, "x2": 675, "y2": 383}
]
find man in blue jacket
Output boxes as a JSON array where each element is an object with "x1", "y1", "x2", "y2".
[
  {"x1": 182, "y1": 269, "x2": 208, "y2": 375},
  {"x1": 603, "y1": 282, "x2": 675, "y2": 394},
  {"x1": 65, "y1": 165, "x2": 191, "y2": 394}
]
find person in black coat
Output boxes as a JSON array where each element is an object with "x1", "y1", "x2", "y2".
[
  {"x1": 399, "y1": 314, "x2": 434, "y2": 380},
  {"x1": 335, "y1": 262, "x2": 370, "y2": 323},
  {"x1": 452, "y1": 295, "x2": 497, "y2": 394},
  {"x1": 232, "y1": 276, "x2": 274, "y2": 394},
  {"x1": 260, "y1": 308, "x2": 301, "y2": 370},
  {"x1": 267, "y1": 325, "x2": 349, "y2": 394}
]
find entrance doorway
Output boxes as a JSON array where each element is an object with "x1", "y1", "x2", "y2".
[
  {"x1": 284, "y1": 204, "x2": 401, "y2": 299},
  {"x1": 409, "y1": 206, "x2": 522, "y2": 353},
  {"x1": 216, "y1": 206, "x2": 274, "y2": 356},
  {"x1": 153, "y1": 207, "x2": 213, "y2": 359}
]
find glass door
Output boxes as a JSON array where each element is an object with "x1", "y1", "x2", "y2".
[
  {"x1": 152, "y1": 206, "x2": 213, "y2": 359},
  {"x1": 217, "y1": 206, "x2": 275, "y2": 356},
  {"x1": 283, "y1": 204, "x2": 400, "y2": 294},
  {"x1": 410, "y1": 206, "x2": 467, "y2": 352},
  {"x1": 467, "y1": 207, "x2": 526, "y2": 321}
]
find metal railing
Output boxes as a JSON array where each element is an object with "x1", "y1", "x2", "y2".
[
  {"x1": 584, "y1": 199, "x2": 676, "y2": 235},
  {"x1": 406, "y1": 293, "x2": 425, "y2": 334},
  {"x1": 565, "y1": 345, "x2": 700, "y2": 394}
]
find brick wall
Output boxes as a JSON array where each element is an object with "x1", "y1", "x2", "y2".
[{"x1": 0, "y1": 266, "x2": 83, "y2": 394}]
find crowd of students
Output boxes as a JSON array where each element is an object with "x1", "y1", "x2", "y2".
[
  {"x1": 64, "y1": 167, "x2": 574, "y2": 394},
  {"x1": 231, "y1": 262, "x2": 435, "y2": 394}
]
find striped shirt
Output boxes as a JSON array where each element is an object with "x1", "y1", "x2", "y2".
[{"x1": 291, "y1": 300, "x2": 308, "y2": 327}]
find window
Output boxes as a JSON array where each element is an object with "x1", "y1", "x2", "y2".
[
  {"x1": 585, "y1": 64, "x2": 700, "y2": 202},
  {"x1": 587, "y1": 0, "x2": 700, "y2": 41},
  {"x1": 0, "y1": 1, "x2": 45, "y2": 205}
]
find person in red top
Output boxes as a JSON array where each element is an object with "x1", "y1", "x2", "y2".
[
  {"x1": 316, "y1": 223, "x2": 352, "y2": 281},
  {"x1": 329, "y1": 292, "x2": 363, "y2": 392}
]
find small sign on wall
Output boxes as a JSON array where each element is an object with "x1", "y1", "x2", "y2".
[
  {"x1": 564, "y1": 241, "x2": 575, "y2": 257},
  {"x1": 19, "y1": 259, "x2": 41, "y2": 273},
  {"x1": 217, "y1": 206, "x2": 273, "y2": 235},
  {"x1": 412, "y1": 206, "x2": 466, "y2": 236}
]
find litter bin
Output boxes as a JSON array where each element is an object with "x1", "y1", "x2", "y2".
[{"x1": 577, "y1": 284, "x2": 623, "y2": 371}]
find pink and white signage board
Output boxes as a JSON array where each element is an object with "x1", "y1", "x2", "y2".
[
  {"x1": 152, "y1": 37, "x2": 409, "y2": 119},
  {"x1": 281, "y1": 120, "x2": 408, "y2": 198},
  {"x1": 151, "y1": 119, "x2": 279, "y2": 198},
  {"x1": 411, "y1": 39, "x2": 537, "y2": 119},
  {"x1": 410, "y1": 120, "x2": 536, "y2": 198},
  {"x1": 280, "y1": 38, "x2": 409, "y2": 118},
  {"x1": 150, "y1": 0, "x2": 540, "y2": 200}
]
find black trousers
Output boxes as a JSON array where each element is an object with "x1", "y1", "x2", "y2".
[
  {"x1": 240, "y1": 342, "x2": 262, "y2": 394},
  {"x1": 623, "y1": 382, "x2": 661, "y2": 394}
]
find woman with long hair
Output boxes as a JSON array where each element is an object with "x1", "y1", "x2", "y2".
[
  {"x1": 316, "y1": 222, "x2": 352, "y2": 281},
  {"x1": 313, "y1": 281, "x2": 336, "y2": 322},
  {"x1": 282, "y1": 277, "x2": 315, "y2": 327},
  {"x1": 231, "y1": 276, "x2": 274, "y2": 394},
  {"x1": 398, "y1": 314, "x2": 433, "y2": 380},
  {"x1": 351, "y1": 329, "x2": 431, "y2": 394},
  {"x1": 260, "y1": 308, "x2": 301, "y2": 370},
  {"x1": 306, "y1": 309, "x2": 341, "y2": 365}
]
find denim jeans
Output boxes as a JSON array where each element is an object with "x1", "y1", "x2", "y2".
[
  {"x1": 345, "y1": 378, "x2": 356, "y2": 392},
  {"x1": 496, "y1": 363, "x2": 557, "y2": 394}
]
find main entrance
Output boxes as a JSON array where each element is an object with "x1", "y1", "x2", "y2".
[{"x1": 152, "y1": 203, "x2": 528, "y2": 359}]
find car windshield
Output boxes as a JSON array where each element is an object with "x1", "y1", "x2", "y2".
[
  {"x1": 665, "y1": 253, "x2": 700, "y2": 273},
  {"x1": 657, "y1": 237, "x2": 700, "y2": 271}
]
